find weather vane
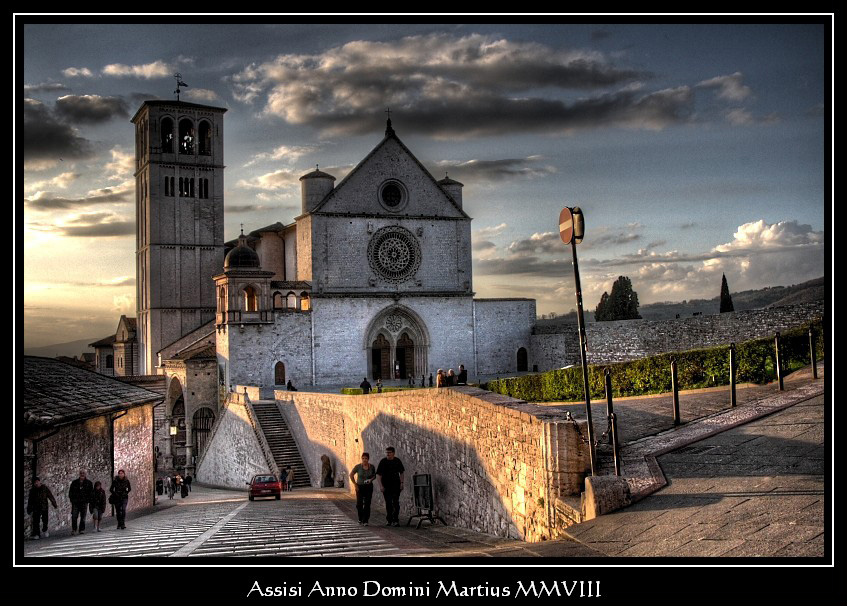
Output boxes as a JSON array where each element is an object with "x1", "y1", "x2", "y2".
[{"x1": 174, "y1": 73, "x2": 189, "y2": 101}]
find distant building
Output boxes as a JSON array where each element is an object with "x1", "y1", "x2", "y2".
[
  {"x1": 89, "y1": 315, "x2": 139, "y2": 377},
  {"x1": 22, "y1": 357, "x2": 162, "y2": 538}
]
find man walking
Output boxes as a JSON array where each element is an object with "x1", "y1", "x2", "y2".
[
  {"x1": 27, "y1": 477, "x2": 57, "y2": 539},
  {"x1": 68, "y1": 470, "x2": 93, "y2": 535},
  {"x1": 110, "y1": 469, "x2": 131, "y2": 529},
  {"x1": 360, "y1": 378, "x2": 372, "y2": 394},
  {"x1": 376, "y1": 447, "x2": 405, "y2": 527}
]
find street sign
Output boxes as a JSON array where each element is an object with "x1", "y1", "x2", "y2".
[{"x1": 559, "y1": 207, "x2": 574, "y2": 245}]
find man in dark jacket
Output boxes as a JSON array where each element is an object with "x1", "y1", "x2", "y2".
[
  {"x1": 359, "y1": 378, "x2": 372, "y2": 394},
  {"x1": 68, "y1": 470, "x2": 94, "y2": 535},
  {"x1": 27, "y1": 477, "x2": 57, "y2": 539},
  {"x1": 109, "y1": 469, "x2": 132, "y2": 529},
  {"x1": 376, "y1": 447, "x2": 405, "y2": 527}
]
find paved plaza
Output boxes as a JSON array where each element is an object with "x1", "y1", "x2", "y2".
[{"x1": 23, "y1": 365, "x2": 825, "y2": 559}]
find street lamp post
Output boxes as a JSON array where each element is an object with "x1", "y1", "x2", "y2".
[{"x1": 560, "y1": 206, "x2": 597, "y2": 476}]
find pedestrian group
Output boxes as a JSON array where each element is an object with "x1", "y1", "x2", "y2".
[{"x1": 27, "y1": 468, "x2": 133, "y2": 539}]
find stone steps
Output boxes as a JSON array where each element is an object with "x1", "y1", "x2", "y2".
[{"x1": 251, "y1": 402, "x2": 310, "y2": 487}]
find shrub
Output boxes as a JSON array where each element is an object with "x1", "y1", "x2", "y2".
[{"x1": 483, "y1": 317, "x2": 824, "y2": 402}]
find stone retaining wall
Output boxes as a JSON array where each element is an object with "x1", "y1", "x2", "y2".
[
  {"x1": 532, "y1": 301, "x2": 824, "y2": 368},
  {"x1": 276, "y1": 386, "x2": 587, "y2": 542}
]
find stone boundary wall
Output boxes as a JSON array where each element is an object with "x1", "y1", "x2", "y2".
[
  {"x1": 194, "y1": 393, "x2": 271, "y2": 490},
  {"x1": 275, "y1": 386, "x2": 587, "y2": 542},
  {"x1": 532, "y1": 301, "x2": 824, "y2": 368}
]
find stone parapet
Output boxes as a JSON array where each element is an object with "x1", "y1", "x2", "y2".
[{"x1": 274, "y1": 386, "x2": 588, "y2": 542}]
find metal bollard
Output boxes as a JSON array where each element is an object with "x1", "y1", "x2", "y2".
[
  {"x1": 605, "y1": 368, "x2": 614, "y2": 415},
  {"x1": 775, "y1": 332, "x2": 784, "y2": 391},
  {"x1": 671, "y1": 359, "x2": 680, "y2": 425},
  {"x1": 730, "y1": 342, "x2": 737, "y2": 408},
  {"x1": 610, "y1": 412, "x2": 621, "y2": 476},
  {"x1": 809, "y1": 327, "x2": 818, "y2": 379}
]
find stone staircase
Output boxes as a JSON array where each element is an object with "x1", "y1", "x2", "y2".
[{"x1": 250, "y1": 401, "x2": 311, "y2": 488}]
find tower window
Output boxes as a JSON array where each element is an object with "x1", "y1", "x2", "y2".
[
  {"x1": 179, "y1": 119, "x2": 194, "y2": 155},
  {"x1": 161, "y1": 118, "x2": 174, "y2": 153},
  {"x1": 199, "y1": 121, "x2": 212, "y2": 155}
]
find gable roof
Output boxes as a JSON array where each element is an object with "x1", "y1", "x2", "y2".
[
  {"x1": 23, "y1": 357, "x2": 163, "y2": 429},
  {"x1": 309, "y1": 123, "x2": 469, "y2": 219}
]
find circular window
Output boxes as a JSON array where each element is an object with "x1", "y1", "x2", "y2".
[
  {"x1": 378, "y1": 180, "x2": 407, "y2": 212},
  {"x1": 368, "y1": 226, "x2": 421, "y2": 283}
]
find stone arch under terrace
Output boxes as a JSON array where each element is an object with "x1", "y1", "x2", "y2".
[{"x1": 363, "y1": 305, "x2": 430, "y2": 380}]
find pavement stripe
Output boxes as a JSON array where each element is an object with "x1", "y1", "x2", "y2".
[{"x1": 170, "y1": 502, "x2": 248, "y2": 557}]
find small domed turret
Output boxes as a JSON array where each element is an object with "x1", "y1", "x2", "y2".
[
  {"x1": 438, "y1": 174, "x2": 464, "y2": 208},
  {"x1": 224, "y1": 230, "x2": 260, "y2": 270},
  {"x1": 300, "y1": 166, "x2": 336, "y2": 214}
]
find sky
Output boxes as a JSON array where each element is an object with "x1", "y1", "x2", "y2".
[{"x1": 19, "y1": 19, "x2": 830, "y2": 350}]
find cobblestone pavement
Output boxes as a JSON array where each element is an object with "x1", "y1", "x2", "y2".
[
  {"x1": 563, "y1": 392, "x2": 825, "y2": 557},
  {"x1": 23, "y1": 485, "x2": 601, "y2": 558}
]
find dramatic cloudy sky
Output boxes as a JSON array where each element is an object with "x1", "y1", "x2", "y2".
[{"x1": 20, "y1": 21, "x2": 829, "y2": 349}]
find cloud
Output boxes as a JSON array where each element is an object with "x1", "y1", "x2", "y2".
[
  {"x1": 104, "y1": 147, "x2": 134, "y2": 181},
  {"x1": 55, "y1": 94, "x2": 129, "y2": 123},
  {"x1": 474, "y1": 223, "x2": 508, "y2": 239},
  {"x1": 23, "y1": 98, "x2": 95, "y2": 169},
  {"x1": 237, "y1": 164, "x2": 351, "y2": 192},
  {"x1": 243, "y1": 144, "x2": 318, "y2": 168},
  {"x1": 697, "y1": 72, "x2": 752, "y2": 102},
  {"x1": 226, "y1": 204, "x2": 273, "y2": 213},
  {"x1": 102, "y1": 60, "x2": 172, "y2": 79},
  {"x1": 183, "y1": 88, "x2": 221, "y2": 103},
  {"x1": 24, "y1": 171, "x2": 81, "y2": 194},
  {"x1": 24, "y1": 82, "x2": 69, "y2": 93},
  {"x1": 60, "y1": 220, "x2": 135, "y2": 238},
  {"x1": 435, "y1": 156, "x2": 556, "y2": 183},
  {"x1": 230, "y1": 33, "x2": 678, "y2": 138},
  {"x1": 26, "y1": 182, "x2": 133, "y2": 210},
  {"x1": 473, "y1": 218, "x2": 823, "y2": 308},
  {"x1": 62, "y1": 67, "x2": 94, "y2": 78}
]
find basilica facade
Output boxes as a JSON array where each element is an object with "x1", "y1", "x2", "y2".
[{"x1": 131, "y1": 99, "x2": 536, "y2": 472}]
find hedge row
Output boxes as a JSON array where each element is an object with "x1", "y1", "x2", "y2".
[
  {"x1": 483, "y1": 318, "x2": 824, "y2": 402},
  {"x1": 340, "y1": 387, "x2": 418, "y2": 395}
]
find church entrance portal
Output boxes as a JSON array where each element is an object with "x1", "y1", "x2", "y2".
[{"x1": 366, "y1": 307, "x2": 429, "y2": 381}]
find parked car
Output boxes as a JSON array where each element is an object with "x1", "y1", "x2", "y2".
[{"x1": 247, "y1": 474, "x2": 282, "y2": 500}]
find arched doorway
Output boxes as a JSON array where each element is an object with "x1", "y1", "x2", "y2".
[
  {"x1": 396, "y1": 332, "x2": 415, "y2": 379},
  {"x1": 517, "y1": 347, "x2": 528, "y2": 372},
  {"x1": 171, "y1": 397, "x2": 187, "y2": 468},
  {"x1": 274, "y1": 361, "x2": 286, "y2": 385},
  {"x1": 364, "y1": 305, "x2": 430, "y2": 381},
  {"x1": 192, "y1": 408, "x2": 215, "y2": 457},
  {"x1": 371, "y1": 334, "x2": 390, "y2": 380}
]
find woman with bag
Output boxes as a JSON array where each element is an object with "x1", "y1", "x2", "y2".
[{"x1": 109, "y1": 469, "x2": 131, "y2": 530}]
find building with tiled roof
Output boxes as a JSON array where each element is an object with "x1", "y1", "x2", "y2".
[{"x1": 23, "y1": 356, "x2": 162, "y2": 538}]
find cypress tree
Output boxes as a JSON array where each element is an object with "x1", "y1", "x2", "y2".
[
  {"x1": 720, "y1": 273, "x2": 735, "y2": 313},
  {"x1": 596, "y1": 276, "x2": 641, "y2": 320}
]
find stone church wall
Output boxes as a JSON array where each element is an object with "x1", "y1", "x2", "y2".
[
  {"x1": 531, "y1": 301, "x2": 825, "y2": 368},
  {"x1": 310, "y1": 215, "x2": 473, "y2": 294},
  {"x1": 474, "y1": 299, "x2": 536, "y2": 375},
  {"x1": 276, "y1": 387, "x2": 584, "y2": 542},
  {"x1": 310, "y1": 296, "x2": 476, "y2": 385}
]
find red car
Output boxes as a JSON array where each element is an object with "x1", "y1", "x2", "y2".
[{"x1": 247, "y1": 474, "x2": 282, "y2": 500}]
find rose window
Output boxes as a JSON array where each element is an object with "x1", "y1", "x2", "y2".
[{"x1": 368, "y1": 226, "x2": 421, "y2": 283}]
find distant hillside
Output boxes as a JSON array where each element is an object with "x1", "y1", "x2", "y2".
[
  {"x1": 24, "y1": 338, "x2": 97, "y2": 359},
  {"x1": 537, "y1": 276, "x2": 825, "y2": 327},
  {"x1": 639, "y1": 276, "x2": 825, "y2": 320}
]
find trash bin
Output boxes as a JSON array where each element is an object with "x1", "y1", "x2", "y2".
[{"x1": 156, "y1": 478, "x2": 164, "y2": 495}]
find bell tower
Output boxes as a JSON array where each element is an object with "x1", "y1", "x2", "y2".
[{"x1": 132, "y1": 98, "x2": 227, "y2": 375}]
